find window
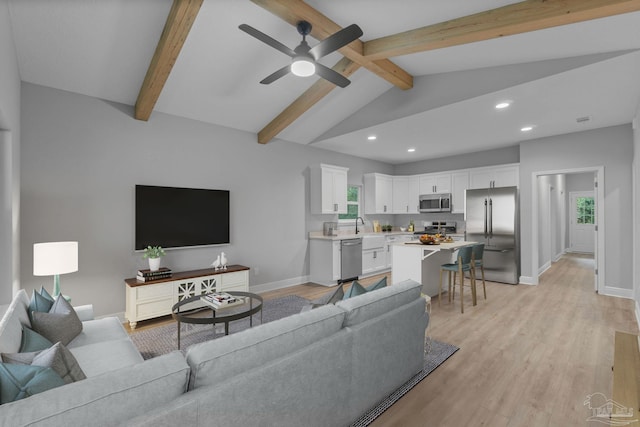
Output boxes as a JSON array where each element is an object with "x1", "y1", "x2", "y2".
[
  {"x1": 576, "y1": 196, "x2": 595, "y2": 224},
  {"x1": 339, "y1": 185, "x2": 360, "y2": 222}
]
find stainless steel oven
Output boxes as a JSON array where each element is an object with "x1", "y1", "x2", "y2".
[{"x1": 419, "y1": 193, "x2": 452, "y2": 213}]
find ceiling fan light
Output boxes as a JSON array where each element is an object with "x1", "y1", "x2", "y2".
[{"x1": 291, "y1": 58, "x2": 315, "y2": 77}]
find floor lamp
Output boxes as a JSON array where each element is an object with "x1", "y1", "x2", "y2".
[{"x1": 33, "y1": 241, "x2": 78, "y2": 300}]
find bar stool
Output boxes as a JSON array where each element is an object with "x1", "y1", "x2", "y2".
[
  {"x1": 439, "y1": 245, "x2": 476, "y2": 313},
  {"x1": 472, "y1": 244, "x2": 487, "y2": 300}
]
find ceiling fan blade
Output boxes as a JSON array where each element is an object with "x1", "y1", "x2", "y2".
[
  {"x1": 239, "y1": 24, "x2": 296, "y2": 58},
  {"x1": 315, "y1": 63, "x2": 351, "y2": 88},
  {"x1": 309, "y1": 24, "x2": 363, "y2": 60},
  {"x1": 260, "y1": 65, "x2": 291, "y2": 85}
]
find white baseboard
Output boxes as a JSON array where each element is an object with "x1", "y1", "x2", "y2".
[
  {"x1": 250, "y1": 275, "x2": 311, "y2": 294},
  {"x1": 519, "y1": 276, "x2": 537, "y2": 285},
  {"x1": 636, "y1": 301, "x2": 640, "y2": 333},
  {"x1": 538, "y1": 261, "x2": 551, "y2": 276},
  {"x1": 600, "y1": 286, "x2": 634, "y2": 299}
]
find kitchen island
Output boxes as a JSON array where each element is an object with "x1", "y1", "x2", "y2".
[{"x1": 391, "y1": 241, "x2": 475, "y2": 297}]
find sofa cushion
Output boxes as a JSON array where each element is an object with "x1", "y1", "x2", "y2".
[
  {"x1": 69, "y1": 338, "x2": 144, "y2": 377},
  {"x1": 31, "y1": 296, "x2": 82, "y2": 345},
  {"x1": 335, "y1": 279, "x2": 423, "y2": 327},
  {"x1": 0, "y1": 363, "x2": 65, "y2": 404},
  {"x1": 186, "y1": 304, "x2": 345, "y2": 390},
  {"x1": 19, "y1": 325, "x2": 53, "y2": 352},
  {"x1": 67, "y1": 317, "x2": 129, "y2": 348},
  {"x1": 0, "y1": 351, "x2": 190, "y2": 426},
  {"x1": 0, "y1": 290, "x2": 31, "y2": 354},
  {"x1": 2, "y1": 342, "x2": 86, "y2": 384}
]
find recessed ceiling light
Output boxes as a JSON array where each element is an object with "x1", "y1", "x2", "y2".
[
  {"x1": 521, "y1": 126, "x2": 534, "y2": 132},
  {"x1": 407, "y1": 148, "x2": 416, "y2": 153},
  {"x1": 495, "y1": 101, "x2": 511, "y2": 109},
  {"x1": 367, "y1": 135, "x2": 377, "y2": 141}
]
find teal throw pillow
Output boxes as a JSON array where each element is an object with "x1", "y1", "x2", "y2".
[
  {"x1": 31, "y1": 295, "x2": 82, "y2": 346},
  {"x1": 0, "y1": 363, "x2": 65, "y2": 404},
  {"x1": 28, "y1": 291, "x2": 54, "y2": 322},
  {"x1": 343, "y1": 281, "x2": 367, "y2": 300},
  {"x1": 39, "y1": 286, "x2": 54, "y2": 302},
  {"x1": 19, "y1": 326, "x2": 53, "y2": 353},
  {"x1": 365, "y1": 276, "x2": 387, "y2": 292}
]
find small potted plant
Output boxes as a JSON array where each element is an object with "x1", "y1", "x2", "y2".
[{"x1": 143, "y1": 245, "x2": 166, "y2": 271}]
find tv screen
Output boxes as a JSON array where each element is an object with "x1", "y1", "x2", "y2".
[{"x1": 135, "y1": 185, "x2": 230, "y2": 250}]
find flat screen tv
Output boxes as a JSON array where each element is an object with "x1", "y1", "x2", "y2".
[{"x1": 135, "y1": 185, "x2": 230, "y2": 250}]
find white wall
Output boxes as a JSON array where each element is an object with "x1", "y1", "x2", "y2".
[
  {"x1": 520, "y1": 125, "x2": 634, "y2": 289},
  {"x1": 19, "y1": 83, "x2": 394, "y2": 317},
  {"x1": 536, "y1": 174, "x2": 566, "y2": 273},
  {"x1": 633, "y1": 107, "x2": 640, "y2": 318},
  {"x1": 0, "y1": 0, "x2": 21, "y2": 305}
]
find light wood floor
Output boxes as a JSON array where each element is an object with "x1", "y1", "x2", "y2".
[{"x1": 126, "y1": 254, "x2": 638, "y2": 426}]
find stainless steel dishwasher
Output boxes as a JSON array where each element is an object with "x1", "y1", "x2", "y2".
[{"x1": 340, "y1": 238, "x2": 362, "y2": 283}]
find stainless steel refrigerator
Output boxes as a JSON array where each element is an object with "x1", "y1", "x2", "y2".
[{"x1": 465, "y1": 186, "x2": 520, "y2": 284}]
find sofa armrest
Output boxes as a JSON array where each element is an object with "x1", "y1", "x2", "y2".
[{"x1": 74, "y1": 304, "x2": 94, "y2": 321}]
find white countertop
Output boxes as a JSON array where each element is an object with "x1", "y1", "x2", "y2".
[
  {"x1": 395, "y1": 240, "x2": 475, "y2": 251},
  {"x1": 308, "y1": 231, "x2": 415, "y2": 241}
]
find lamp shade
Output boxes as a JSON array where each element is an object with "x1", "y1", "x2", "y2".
[{"x1": 33, "y1": 241, "x2": 78, "y2": 276}]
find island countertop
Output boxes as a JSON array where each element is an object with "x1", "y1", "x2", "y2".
[{"x1": 396, "y1": 240, "x2": 475, "y2": 253}]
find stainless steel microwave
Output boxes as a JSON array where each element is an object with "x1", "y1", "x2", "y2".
[{"x1": 419, "y1": 193, "x2": 452, "y2": 213}]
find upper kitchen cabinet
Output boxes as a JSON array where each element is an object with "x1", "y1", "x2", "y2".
[
  {"x1": 310, "y1": 164, "x2": 349, "y2": 214},
  {"x1": 392, "y1": 175, "x2": 420, "y2": 214},
  {"x1": 469, "y1": 164, "x2": 519, "y2": 189},
  {"x1": 419, "y1": 173, "x2": 451, "y2": 195},
  {"x1": 364, "y1": 173, "x2": 393, "y2": 214},
  {"x1": 451, "y1": 171, "x2": 469, "y2": 214}
]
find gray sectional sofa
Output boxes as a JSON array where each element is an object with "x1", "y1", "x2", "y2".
[{"x1": 0, "y1": 279, "x2": 428, "y2": 426}]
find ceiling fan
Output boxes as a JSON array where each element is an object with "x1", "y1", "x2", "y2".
[{"x1": 239, "y1": 21, "x2": 363, "y2": 88}]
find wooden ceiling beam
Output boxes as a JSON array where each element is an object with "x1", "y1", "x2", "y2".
[
  {"x1": 134, "y1": 0, "x2": 203, "y2": 121},
  {"x1": 250, "y1": 0, "x2": 413, "y2": 90},
  {"x1": 364, "y1": 0, "x2": 640, "y2": 60},
  {"x1": 258, "y1": 57, "x2": 361, "y2": 144}
]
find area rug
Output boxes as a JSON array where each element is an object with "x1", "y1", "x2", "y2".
[
  {"x1": 350, "y1": 339, "x2": 458, "y2": 426},
  {"x1": 129, "y1": 295, "x2": 309, "y2": 359}
]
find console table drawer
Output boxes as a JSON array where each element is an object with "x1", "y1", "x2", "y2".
[
  {"x1": 220, "y1": 271, "x2": 248, "y2": 290},
  {"x1": 136, "y1": 297, "x2": 173, "y2": 319},
  {"x1": 136, "y1": 282, "x2": 173, "y2": 301}
]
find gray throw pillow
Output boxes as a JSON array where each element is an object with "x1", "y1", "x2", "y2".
[
  {"x1": 301, "y1": 286, "x2": 345, "y2": 312},
  {"x1": 1, "y1": 342, "x2": 86, "y2": 384},
  {"x1": 31, "y1": 296, "x2": 83, "y2": 346}
]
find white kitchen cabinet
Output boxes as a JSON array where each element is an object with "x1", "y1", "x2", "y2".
[
  {"x1": 385, "y1": 234, "x2": 415, "y2": 268},
  {"x1": 310, "y1": 164, "x2": 349, "y2": 214},
  {"x1": 469, "y1": 164, "x2": 519, "y2": 189},
  {"x1": 419, "y1": 173, "x2": 451, "y2": 195},
  {"x1": 392, "y1": 176, "x2": 420, "y2": 214},
  {"x1": 309, "y1": 239, "x2": 342, "y2": 286},
  {"x1": 451, "y1": 171, "x2": 469, "y2": 214},
  {"x1": 364, "y1": 173, "x2": 393, "y2": 214},
  {"x1": 362, "y1": 248, "x2": 386, "y2": 275},
  {"x1": 362, "y1": 235, "x2": 386, "y2": 275}
]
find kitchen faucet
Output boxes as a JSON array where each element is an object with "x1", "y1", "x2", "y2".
[{"x1": 355, "y1": 217, "x2": 365, "y2": 234}]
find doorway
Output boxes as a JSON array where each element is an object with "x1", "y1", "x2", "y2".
[
  {"x1": 531, "y1": 167, "x2": 603, "y2": 293},
  {"x1": 569, "y1": 191, "x2": 595, "y2": 254}
]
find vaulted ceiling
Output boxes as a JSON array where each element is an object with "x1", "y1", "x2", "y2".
[{"x1": 8, "y1": 0, "x2": 640, "y2": 164}]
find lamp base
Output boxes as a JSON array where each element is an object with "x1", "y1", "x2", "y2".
[{"x1": 52, "y1": 274, "x2": 71, "y2": 302}]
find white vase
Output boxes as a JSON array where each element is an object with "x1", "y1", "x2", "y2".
[{"x1": 148, "y1": 257, "x2": 161, "y2": 271}]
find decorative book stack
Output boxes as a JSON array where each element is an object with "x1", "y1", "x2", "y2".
[
  {"x1": 136, "y1": 267, "x2": 172, "y2": 282},
  {"x1": 201, "y1": 292, "x2": 244, "y2": 309}
]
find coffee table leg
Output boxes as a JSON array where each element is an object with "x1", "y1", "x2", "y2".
[
  {"x1": 249, "y1": 298, "x2": 253, "y2": 327},
  {"x1": 225, "y1": 321, "x2": 229, "y2": 335},
  {"x1": 177, "y1": 320, "x2": 181, "y2": 350}
]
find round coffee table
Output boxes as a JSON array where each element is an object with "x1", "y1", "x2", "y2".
[{"x1": 171, "y1": 291, "x2": 263, "y2": 349}]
